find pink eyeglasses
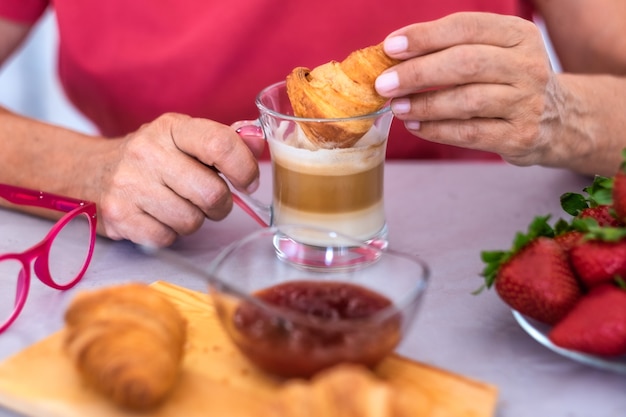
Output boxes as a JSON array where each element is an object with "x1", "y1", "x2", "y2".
[{"x1": 0, "y1": 184, "x2": 97, "y2": 333}]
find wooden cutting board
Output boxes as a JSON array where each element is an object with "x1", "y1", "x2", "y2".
[{"x1": 0, "y1": 281, "x2": 498, "y2": 417}]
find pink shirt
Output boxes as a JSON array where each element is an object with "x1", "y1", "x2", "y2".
[{"x1": 0, "y1": 0, "x2": 533, "y2": 159}]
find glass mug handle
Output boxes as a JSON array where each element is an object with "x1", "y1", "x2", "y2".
[{"x1": 230, "y1": 120, "x2": 272, "y2": 227}]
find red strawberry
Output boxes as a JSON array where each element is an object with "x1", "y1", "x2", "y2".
[
  {"x1": 549, "y1": 284, "x2": 626, "y2": 356},
  {"x1": 612, "y1": 151, "x2": 626, "y2": 222},
  {"x1": 492, "y1": 237, "x2": 582, "y2": 325},
  {"x1": 579, "y1": 205, "x2": 622, "y2": 227},
  {"x1": 481, "y1": 216, "x2": 583, "y2": 326},
  {"x1": 567, "y1": 218, "x2": 626, "y2": 289},
  {"x1": 554, "y1": 230, "x2": 584, "y2": 252},
  {"x1": 569, "y1": 238, "x2": 626, "y2": 289}
]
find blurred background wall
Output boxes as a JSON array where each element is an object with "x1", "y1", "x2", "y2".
[{"x1": 0, "y1": 12, "x2": 559, "y2": 137}]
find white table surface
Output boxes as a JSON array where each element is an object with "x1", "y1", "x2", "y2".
[{"x1": 0, "y1": 161, "x2": 624, "y2": 417}]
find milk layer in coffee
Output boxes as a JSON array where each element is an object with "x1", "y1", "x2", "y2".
[{"x1": 268, "y1": 124, "x2": 387, "y2": 243}]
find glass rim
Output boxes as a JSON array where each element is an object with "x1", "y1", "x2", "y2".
[
  {"x1": 207, "y1": 225, "x2": 430, "y2": 330},
  {"x1": 255, "y1": 80, "x2": 392, "y2": 123}
]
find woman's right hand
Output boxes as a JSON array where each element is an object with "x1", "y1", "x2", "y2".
[{"x1": 91, "y1": 113, "x2": 260, "y2": 247}]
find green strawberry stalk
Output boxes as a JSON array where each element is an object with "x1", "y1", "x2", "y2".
[
  {"x1": 560, "y1": 175, "x2": 621, "y2": 227},
  {"x1": 560, "y1": 174, "x2": 614, "y2": 211},
  {"x1": 480, "y1": 215, "x2": 555, "y2": 289}
]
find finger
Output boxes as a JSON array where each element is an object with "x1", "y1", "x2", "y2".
[
  {"x1": 170, "y1": 118, "x2": 260, "y2": 193},
  {"x1": 384, "y1": 12, "x2": 534, "y2": 59},
  {"x1": 101, "y1": 208, "x2": 178, "y2": 248},
  {"x1": 138, "y1": 182, "x2": 213, "y2": 233},
  {"x1": 391, "y1": 83, "x2": 521, "y2": 122},
  {"x1": 238, "y1": 132, "x2": 267, "y2": 159},
  {"x1": 100, "y1": 161, "x2": 228, "y2": 245},
  {"x1": 157, "y1": 154, "x2": 235, "y2": 222},
  {"x1": 243, "y1": 136, "x2": 266, "y2": 159},
  {"x1": 379, "y1": 42, "x2": 540, "y2": 97},
  {"x1": 115, "y1": 121, "x2": 234, "y2": 225},
  {"x1": 97, "y1": 180, "x2": 199, "y2": 246},
  {"x1": 126, "y1": 213, "x2": 178, "y2": 248},
  {"x1": 405, "y1": 118, "x2": 540, "y2": 165}
]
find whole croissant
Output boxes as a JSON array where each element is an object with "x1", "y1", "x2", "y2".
[
  {"x1": 64, "y1": 283, "x2": 187, "y2": 410},
  {"x1": 286, "y1": 43, "x2": 400, "y2": 148}
]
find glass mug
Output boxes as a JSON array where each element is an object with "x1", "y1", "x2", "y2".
[{"x1": 231, "y1": 81, "x2": 394, "y2": 266}]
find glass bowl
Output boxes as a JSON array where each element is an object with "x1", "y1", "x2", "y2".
[{"x1": 206, "y1": 225, "x2": 429, "y2": 378}]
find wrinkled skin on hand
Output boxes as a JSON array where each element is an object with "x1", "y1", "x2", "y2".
[
  {"x1": 375, "y1": 12, "x2": 562, "y2": 168},
  {"x1": 94, "y1": 113, "x2": 261, "y2": 248}
]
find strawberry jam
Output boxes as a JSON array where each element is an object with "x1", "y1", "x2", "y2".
[{"x1": 231, "y1": 280, "x2": 401, "y2": 378}]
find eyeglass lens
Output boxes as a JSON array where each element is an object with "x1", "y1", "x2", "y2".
[
  {"x1": 0, "y1": 259, "x2": 22, "y2": 327},
  {"x1": 47, "y1": 212, "x2": 94, "y2": 286},
  {"x1": 0, "y1": 212, "x2": 93, "y2": 329}
]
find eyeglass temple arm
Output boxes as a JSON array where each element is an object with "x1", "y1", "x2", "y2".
[{"x1": 0, "y1": 183, "x2": 90, "y2": 213}]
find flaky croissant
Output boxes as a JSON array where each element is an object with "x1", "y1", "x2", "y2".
[
  {"x1": 64, "y1": 283, "x2": 187, "y2": 410},
  {"x1": 286, "y1": 43, "x2": 400, "y2": 148},
  {"x1": 276, "y1": 364, "x2": 415, "y2": 417}
]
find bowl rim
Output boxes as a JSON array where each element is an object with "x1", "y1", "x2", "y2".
[{"x1": 206, "y1": 225, "x2": 430, "y2": 331}]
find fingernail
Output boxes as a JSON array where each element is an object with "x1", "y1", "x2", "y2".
[
  {"x1": 246, "y1": 178, "x2": 259, "y2": 193},
  {"x1": 375, "y1": 71, "x2": 399, "y2": 95},
  {"x1": 384, "y1": 36, "x2": 408, "y2": 54},
  {"x1": 405, "y1": 120, "x2": 421, "y2": 131},
  {"x1": 391, "y1": 98, "x2": 411, "y2": 115}
]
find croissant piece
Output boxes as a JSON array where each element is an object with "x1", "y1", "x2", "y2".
[
  {"x1": 275, "y1": 364, "x2": 416, "y2": 417},
  {"x1": 64, "y1": 283, "x2": 187, "y2": 410},
  {"x1": 286, "y1": 43, "x2": 400, "y2": 148}
]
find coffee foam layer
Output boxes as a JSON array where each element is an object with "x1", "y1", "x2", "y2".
[{"x1": 269, "y1": 123, "x2": 387, "y2": 176}]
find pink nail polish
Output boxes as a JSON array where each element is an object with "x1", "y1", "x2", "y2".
[{"x1": 384, "y1": 36, "x2": 408, "y2": 54}]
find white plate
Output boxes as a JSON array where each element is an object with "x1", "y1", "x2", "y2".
[{"x1": 512, "y1": 310, "x2": 626, "y2": 374}]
